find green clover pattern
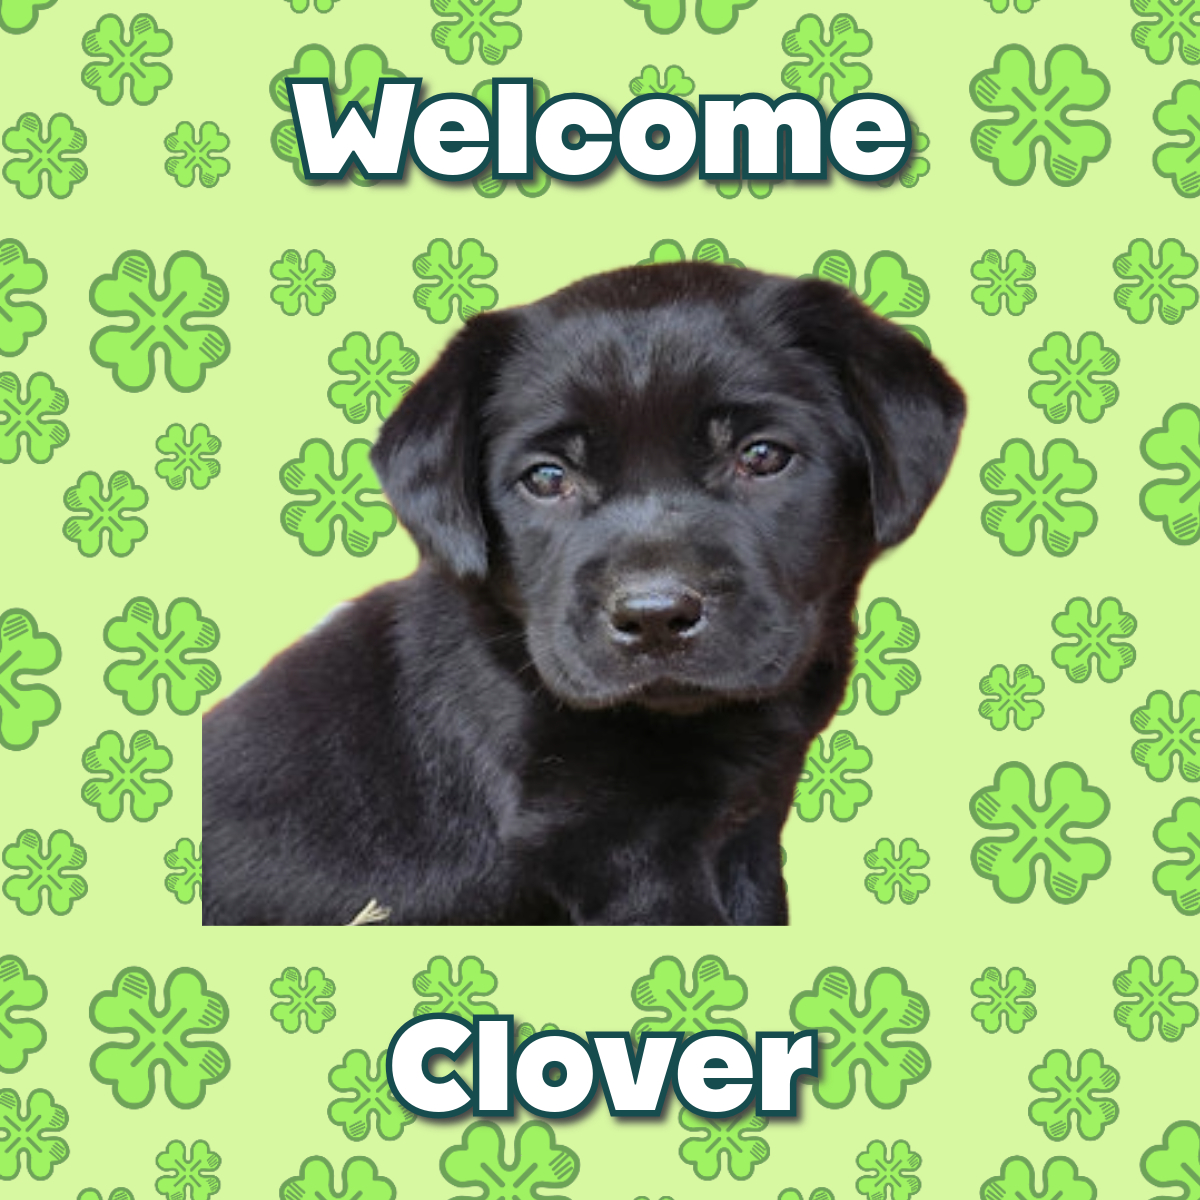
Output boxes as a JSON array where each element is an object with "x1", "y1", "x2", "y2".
[
  {"x1": 1028, "y1": 333, "x2": 1119, "y2": 423},
  {"x1": 969, "y1": 45, "x2": 1110, "y2": 187},
  {"x1": 432, "y1": 0, "x2": 522, "y2": 66},
  {"x1": 781, "y1": 14, "x2": 872, "y2": 105},
  {"x1": 1131, "y1": 690, "x2": 1200, "y2": 782},
  {"x1": 0, "y1": 1088, "x2": 68, "y2": 1180},
  {"x1": 0, "y1": 956, "x2": 47, "y2": 1073},
  {"x1": 790, "y1": 967, "x2": 930, "y2": 1109},
  {"x1": 2, "y1": 112, "x2": 87, "y2": 199},
  {"x1": 970, "y1": 762, "x2": 1111, "y2": 904},
  {"x1": 164, "y1": 838, "x2": 202, "y2": 905},
  {"x1": 1028, "y1": 1049, "x2": 1118, "y2": 1141},
  {"x1": 413, "y1": 955, "x2": 498, "y2": 1018},
  {"x1": 971, "y1": 249, "x2": 1037, "y2": 315},
  {"x1": 328, "y1": 332, "x2": 419, "y2": 423},
  {"x1": 164, "y1": 121, "x2": 229, "y2": 188},
  {"x1": 81, "y1": 14, "x2": 172, "y2": 106},
  {"x1": 979, "y1": 665, "x2": 1046, "y2": 730},
  {"x1": 62, "y1": 470, "x2": 149, "y2": 557},
  {"x1": 270, "y1": 967, "x2": 336, "y2": 1033},
  {"x1": 678, "y1": 1108, "x2": 769, "y2": 1180},
  {"x1": 102, "y1": 597, "x2": 221, "y2": 716},
  {"x1": 155, "y1": 1139, "x2": 220, "y2": 1200},
  {"x1": 81, "y1": 729, "x2": 172, "y2": 822},
  {"x1": 280, "y1": 438, "x2": 396, "y2": 556},
  {"x1": 271, "y1": 250, "x2": 336, "y2": 316},
  {"x1": 839, "y1": 598, "x2": 921, "y2": 716},
  {"x1": 980, "y1": 439, "x2": 1098, "y2": 556},
  {"x1": 631, "y1": 954, "x2": 747, "y2": 1039},
  {"x1": 155, "y1": 423, "x2": 221, "y2": 490},
  {"x1": 440, "y1": 1121, "x2": 578, "y2": 1198},
  {"x1": 89, "y1": 966, "x2": 230, "y2": 1109},
  {"x1": 1051, "y1": 597, "x2": 1137, "y2": 683},
  {"x1": 794, "y1": 729, "x2": 873, "y2": 821},
  {"x1": 1113, "y1": 237, "x2": 1198, "y2": 324},
  {"x1": 864, "y1": 838, "x2": 930, "y2": 905},
  {"x1": 413, "y1": 238, "x2": 499, "y2": 323},
  {"x1": 971, "y1": 966, "x2": 1037, "y2": 1033},
  {"x1": 89, "y1": 251, "x2": 231, "y2": 392},
  {"x1": 2, "y1": 829, "x2": 87, "y2": 915},
  {"x1": 0, "y1": 239, "x2": 47, "y2": 357},
  {"x1": 0, "y1": 372, "x2": 69, "y2": 463},
  {"x1": 1113, "y1": 955, "x2": 1198, "y2": 1042},
  {"x1": 1140, "y1": 403, "x2": 1200, "y2": 544},
  {"x1": 855, "y1": 1139, "x2": 921, "y2": 1200},
  {"x1": 328, "y1": 1049, "x2": 416, "y2": 1141}
]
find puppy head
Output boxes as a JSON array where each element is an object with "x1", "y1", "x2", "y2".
[{"x1": 373, "y1": 263, "x2": 964, "y2": 713}]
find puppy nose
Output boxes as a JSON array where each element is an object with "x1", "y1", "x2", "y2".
[{"x1": 607, "y1": 583, "x2": 705, "y2": 649}]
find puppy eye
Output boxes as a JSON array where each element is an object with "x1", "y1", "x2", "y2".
[
  {"x1": 521, "y1": 463, "x2": 572, "y2": 499},
  {"x1": 737, "y1": 441, "x2": 793, "y2": 478}
]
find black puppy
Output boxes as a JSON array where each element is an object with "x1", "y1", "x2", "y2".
[{"x1": 202, "y1": 262, "x2": 964, "y2": 925}]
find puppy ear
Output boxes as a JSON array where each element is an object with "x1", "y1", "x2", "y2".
[
  {"x1": 371, "y1": 310, "x2": 516, "y2": 580},
  {"x1": 775, "y1": 277, "x2": 966, "y2": 548}
]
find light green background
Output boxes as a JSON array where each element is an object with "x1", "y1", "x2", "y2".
[{"x1": 2, "y1": 1, "x2": 1198, "y2": 1196}]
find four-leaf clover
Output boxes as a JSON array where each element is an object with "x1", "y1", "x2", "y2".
[
  {"x1": 155, "y1": 423, "x2": 221, "y2": 490},
  {"x1": 102, "y1": 596, "x2": 221, "y2": 716},
  {"x1": 2, "y1": 829, "x2": 87, "y2": 915},
  {"x1": 1114, "y1": 237, "x2": 1198, "y2": 324},
  {"x1": 271, "y1": 249, "x2": 336, "y2": 316},
  {"x1": 1141, "y1": 1121, "x2": 1200, "y2": 1198},
  {"x1": 0, "y1": 239, "x2": 47, "y2": 356},
  {"x1": 971, "y1": 248, "x2": 1037, "y2": 315},
  {"x1": 971, "y1": 966, "x2": 1037, "y2": 1033},
  {"x1": 81, "y1": 14, "x2": 172, "y2": 106},
  {"x1": 155, "y1": 1139, "x2": 220, "y2": 1200},
  {"x1": 89, "y1": 966, "x2": 230, "y2": 1108},
  {"x1": 790, "y1": 966, "x2": 931, "y2": 1108},
  {"x1": 0, "y1": 956, "x2": 47, "y2": 1072},
  {"x1": 0, "y1": 608, "x2": 62, "y2": 751},
  {"x1": 839, "y1": 598, "x2": 921, "y2": 716},
  {"x1": 1051, "y1": 597, "x2": 1137, "y2": 683},
  {"x1": 440, "y1": 1120, "x2": 578, "y2": 1199},
  {"x1": 271, "y1": 967, "x2": 336, "y2": 1033},
  {"x1": 280, "y1": 1156, "x2": 396, "y2": 1200},
  {"x1": 413, "y1": 237, "x2": 499, "y2": 323},
  {"x1": 1132, "y1": 0, "x2": 1200, "y2": 65},
  {"x1": 678, "y1": 1108, "x2": 769, "y2": 1180},
  {"x1": 328, "y1": 1049, "x2": 416, "y2": 1141},
  {"x1": 165, "y1": 837, "x2": 202, "y2": 904},
  {"x1": 164, "y1": 120, "x2": 230, "y2": 188},
  {"x1": 1140, "y1": 402, "x2": 1200, "y2": 544},
  {"x1": 1113, "y1": 954, "x2": 1198, "y2": 1042},
  {"x1": 328, "y1": 332, "x2": 420, "y2": 423},
  {"x1": 0, "y1": 372, "x2": 69, "y2": 463},
  {"x1": 781, "y1": 14, "x2": 872, "y2": 104},
  {"x1": 270, "y1": 44, "x2": 405, "y2": 186},
  {"x1": 979, "y1": 664, "x2": 1046, "y2": 730},
  {"x1": 794, "y1": 729, "x2": 873, "y2": 821},
  {"x1": 2, "y1": 112, "x2": 87, "y2": 198},
  {"x1": 89, "y1": 250, "x2": 231, "y2": 392},
  {"x1": 981, "y1": 438, "x2": 1098, "y2": 556},
  {"x1": 864, "y1": 838, "x2": 930, "y2": 905},
  {"x1": 280, "y1": 438, "x2": 397, "y2": 556},
  {"x1": 970, "y1": 761, "x2": 1111, "y2": 903},
  {"x1": 980, "y1": 1156, "x2": 1097, "y2": 1200},
  {"x1": 81, "y1": 729, "x2": 173, "y2": 821},
  {"x1": 0, "y1": 1088, "x2": 68, "y2": 1180},
  {"x1": 413, "y1": 955, "x2": 498, "y2": 1018},
  {"x1": 432, "y1": 0, "x2": 522, "y2": 66},
  {"x1": 62, "y1": 470, "x2": 149, "y2": 557},
  {"x1": 855, "y1": 1139, "x2": 921, "y2": 1200},
  {"x1": 626, "y1": 0, "x2": 758, "y2": 34},
  {"x1": 631, "y1": 954, "x2": 747, "y2": 1039},
  {"x1": 969, "y1": 45, "x2": 1110, "y2": 187},
  {"x1": 1028, "y1": 332, "x2": 1119, "y2": 423},
  {"x1": 812, "y1": 249, "x2": 930, "y2": 346},
  {"x1": 1028, "y1": 1048, "x2": 1118, "y2": 1140},
  {"x1": 1131, "y1": 690, "x2": 1200, "y2": 782}
]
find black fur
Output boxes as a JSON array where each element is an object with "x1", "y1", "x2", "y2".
[{"x1": 202, "y1": 263, "x2": 964, "y2": 925}]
